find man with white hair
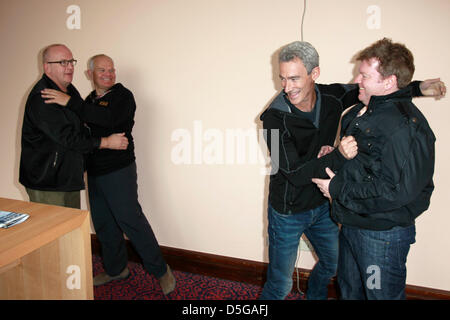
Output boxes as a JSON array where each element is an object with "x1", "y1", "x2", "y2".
[{"x1": 42, "y1": 53, "x2": 176, "y2": 295}]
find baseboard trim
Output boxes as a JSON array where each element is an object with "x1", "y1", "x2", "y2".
[{"x1": 91, "y1": 234, "x2": 450, "y2": 300}]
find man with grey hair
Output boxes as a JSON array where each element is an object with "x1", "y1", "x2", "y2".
[
  {"x1": 259, "y1": 41, "x2": 444, "y2": 300},
  {"x1": 20, "y1": 44, "x2": 128, "y2": 208},
  {"x1": 41, "y1": 53, "x2": 176, "y2": 295}
]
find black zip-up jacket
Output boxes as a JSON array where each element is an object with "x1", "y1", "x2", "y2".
[
  {"x1": 67, "y1": 83, "x2": 136, "y2": 176},
  {"x1": 19, "y1": 74, "x2": 100, "y2": 191},
  {"x1": 261, "y1": 83, "x2": 358, "y2": 214},
  {"x1": 329, "y1": 86, "x2": 435, "y2": 230},
  {"x1": 260, "y1": 81, "x2": 423, "y2": 215}
]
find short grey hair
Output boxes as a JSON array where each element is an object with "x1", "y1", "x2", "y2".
[
  {"x1": 279, "y1": 41, "x2": 319, "y2": 74},
  {"x1": 88, "y1": 54, "x2": 113, "y2": 70}
]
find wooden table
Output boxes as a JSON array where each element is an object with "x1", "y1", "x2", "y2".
[{"x1": 0, "y1": 197, "x2": 93, "y2": 299}]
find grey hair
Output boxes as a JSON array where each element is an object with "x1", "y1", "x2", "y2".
[
  {"x1": 279, "y1": 41, "x2": 319, "y2": 74},
  {"x1": 88, "y1": 54, "x2": 113, "y2": 70}
]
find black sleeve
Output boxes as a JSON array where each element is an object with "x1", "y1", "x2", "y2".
[
  {"x1": 263, "y1": 112, "x2": 348, "y2": 187},
  {"x1": 318, "y1": 83, "x2": 360, "y2": 111},
  {"x1": 74, "y1": 89, "x2": 136, "y2": 131},
  {"x1": 409, "y1": 80, "x2": 424, "y2": 97},
  {"x1": 29, "y1": 93, "x2": 98, "y2": 153},
  {"x1": 329, "y1": 124, "x2": 435, "y2": 213}
]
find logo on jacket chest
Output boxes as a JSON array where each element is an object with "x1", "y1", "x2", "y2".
[{"x1": 98, "y1": 101, "x2": 109, "y2": 107}]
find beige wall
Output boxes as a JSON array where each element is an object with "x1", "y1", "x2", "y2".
[{"x1": 0, "y1": 0, "x2": 449, "y2": 291}]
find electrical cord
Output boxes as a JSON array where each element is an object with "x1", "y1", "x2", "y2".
[
  {"x1": 295, "y1": 240, "x2": 305, "y2": 297},
  {"x1": 296, "y1": 0, "x2": 308, "y2": 297},
  {"x1": 301, "y1": 0, "x2": 307, "y2": 41}
]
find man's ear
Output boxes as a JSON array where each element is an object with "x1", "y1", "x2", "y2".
[
  {"x1": 43, "y1": 62, "x2": 50, "y2": 75},
  {"x1": 385, "y1": 74, "x2": 398, "y2": 90},
  {"x1": 87, "y1": 69, "x2": 93, "y2": 80},
  {"x1": 311, "y1": 66, "x2": 320, "y2": 81}
]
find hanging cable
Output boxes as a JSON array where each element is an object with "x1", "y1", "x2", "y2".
[
  {"x1": 295, "y1": 244, "x2": 304, "y2": 296},
  {"x1": 301, "y1": 0, "x2": 307, "y2": 41},
  {"x1": 293, "y1": 0, "x2": 308, "y2": 298}
]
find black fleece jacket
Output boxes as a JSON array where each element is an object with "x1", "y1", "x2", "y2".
[
  {"x1": 68, "y1": 83, "x2": 136, "y2": 176},
  {"x1": 19, "y1": 74, "x2": 100, "y2": 191},
  {"x1": 261, "y1": 83, "x2": 359, "y2": 214},
  {"x1": 260, "y1": 81, "x2": 423, "y2": 215}
]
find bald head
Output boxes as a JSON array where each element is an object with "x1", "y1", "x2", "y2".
[
  {"x1": 42, "y1": 44, "x2": 75, "y2": 91},
  {"x1": 42, "y1": 44, "x2": 66, "y2": 64}
]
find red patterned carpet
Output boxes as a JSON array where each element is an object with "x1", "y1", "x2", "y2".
[{"x1": 92, "y1": 255, "x2": 304, "y2": 300}]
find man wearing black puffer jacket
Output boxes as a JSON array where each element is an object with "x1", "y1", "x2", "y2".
[{"x1": 313, "y1": 38, "x2": 445, "y2": 300}]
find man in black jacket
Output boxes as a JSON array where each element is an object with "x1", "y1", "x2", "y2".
[
  {"x1": 260, "y1": 41, "x2": 445, "y2": 300},
  {"x1": 312, "y1": 38, "x2": 444, "y2": 299},
  {"x1": 20, "y1": 44, "x2": 128, "y2": 209},
  {"x1": 260, "y1": 41, "x2": 359, "y2": 300},
  {"x1": 42, "y1": 54, "x2": 176, "y2": 295}
]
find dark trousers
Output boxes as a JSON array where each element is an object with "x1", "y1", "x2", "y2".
[{"x1": 88, "y1": 162, "x2": 167, "y2": 278}]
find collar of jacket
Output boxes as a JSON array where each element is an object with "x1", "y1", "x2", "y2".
[
  {"x1": 267, "y1": 84, "x2": 321, "y2": 113},
  {"x1": 88, "y1": 83, "x2": 122, "y2": 101},
  {"x1": 42, "y1": 73, "x2": 78, "y2": 95},
  {"x1": 367, "y1": 85, "x2": 413, "y2": 111}
]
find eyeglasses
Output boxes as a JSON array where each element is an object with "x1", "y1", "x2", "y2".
[{"x1": 46, "y1": 59, "x2": 77, "y2": 67}]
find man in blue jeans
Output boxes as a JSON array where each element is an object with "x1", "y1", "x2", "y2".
[
  {"x1": 260, "y1": 41, "x2": 445, "y2": 300},
  {"x1": 312, "y1": 38, "x2": 445, "y2": 299},
  {"x1": 260, "y1": 41, "x2": 360, "y2": 300}
]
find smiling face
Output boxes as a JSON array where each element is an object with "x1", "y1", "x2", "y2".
[
  {"x1": 355, "y1": 58, "x2": 397, "y2": 106},
  {"x1": 279, "y1": 57, "x2": 319, "y2": 111},
  {"x1": 43, "y1": 45, "x2": 74, "y2": 91},
  {"x1": 89, "y1": 55, "x2": 116, "y2": 95}
]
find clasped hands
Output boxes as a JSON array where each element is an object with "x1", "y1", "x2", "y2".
[{"x1": 312, "y1": 135, "x2": 358, "y2": 199}]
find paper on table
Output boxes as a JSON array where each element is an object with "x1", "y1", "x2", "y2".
[{"x1": 0, "y1": 210, "x2": 30, "y2": 229}]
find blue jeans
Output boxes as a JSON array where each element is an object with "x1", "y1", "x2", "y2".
[
  {"x1": 338, "y1": 225, "x2": 416, "y2": 300},
  {"x1": 260, "y1": 202, "x2": 339, "y2": 300}
]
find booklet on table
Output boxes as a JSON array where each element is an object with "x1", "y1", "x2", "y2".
[{"x1": 0, "y1": 210, "x2": 30, "y2": 229}]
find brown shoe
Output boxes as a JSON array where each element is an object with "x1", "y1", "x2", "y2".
[
  {"x1": 158, "y1": 265, "x2": 176, "y2": 295},
  {"x1": 93, "y1": 267, "x2": 130, "y2": 286}
]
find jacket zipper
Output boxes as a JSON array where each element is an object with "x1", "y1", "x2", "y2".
[{"x1": 53, "y1": 151, "x2": 58, "y2": 167}]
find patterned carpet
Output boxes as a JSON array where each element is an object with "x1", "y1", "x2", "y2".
[{"x1": 92, "y1": 255, "x2": 304, "y2": 300}]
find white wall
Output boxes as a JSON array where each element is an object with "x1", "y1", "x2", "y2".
[{"x1": 0, "y1": 0, "x2": 449, "y2": 291}]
